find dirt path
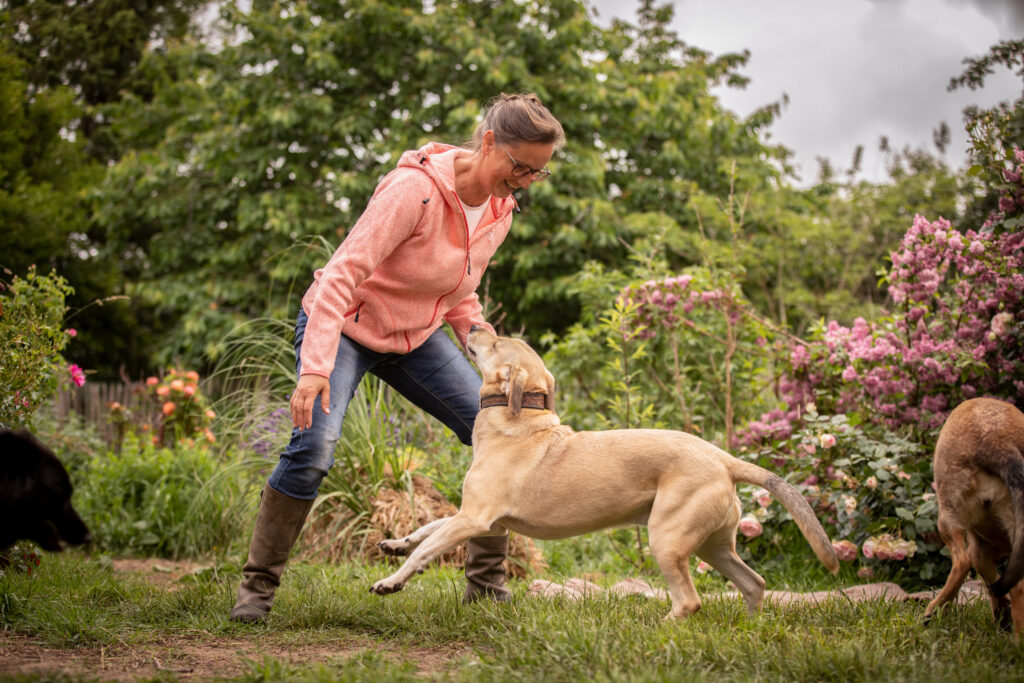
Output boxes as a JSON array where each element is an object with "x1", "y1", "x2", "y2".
[{"x1": 0, "y1": 559, "x2": 470, "y2": 681}]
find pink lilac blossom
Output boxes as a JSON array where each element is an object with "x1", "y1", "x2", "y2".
[{"x1": 738, "y1": 213, "x2": 1024, "y2": 445}]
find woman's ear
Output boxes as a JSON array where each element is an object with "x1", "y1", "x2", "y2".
[{"x1": 544, "y1": 370, "x2": 556, "y2": 413}]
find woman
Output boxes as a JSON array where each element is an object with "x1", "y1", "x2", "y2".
[{"x1": 230, "y1": 93, "x2": 565, "y2": 622}]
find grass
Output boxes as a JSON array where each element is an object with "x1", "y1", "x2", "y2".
[{"x1": 2, "y1": 546, "x2": 1022, "y2": 682}]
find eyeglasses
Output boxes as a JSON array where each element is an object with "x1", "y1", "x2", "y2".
[{"x1": 503, "y1": 148, "x2": 551, "y2": 181}]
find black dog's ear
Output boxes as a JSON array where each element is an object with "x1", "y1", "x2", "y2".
[
  {"x1": 544, "y1": 370, "x2": 556, "y2": 413},
  {"x1": 508, "y1": 365, "x2": 526, "y2": 416}
]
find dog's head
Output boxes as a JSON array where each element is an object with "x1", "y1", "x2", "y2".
[
  {"x1": 467, "y1": 326, "x2": 555, "y2": 415},
  {"x1": 0, "y1": 430, "x2": 92, "y2": 553}
]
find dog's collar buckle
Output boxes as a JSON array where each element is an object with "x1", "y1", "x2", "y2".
[{"x1": 479, "y1": 393, "x2": 548, "y2": 411}]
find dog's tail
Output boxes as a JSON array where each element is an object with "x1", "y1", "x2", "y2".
[
  {"x1": 981, "y1": 447, "x2": 1024, "y2": 597},
  {"x1": 728, "y1": 459, "x2": 840, "y2": 574}
]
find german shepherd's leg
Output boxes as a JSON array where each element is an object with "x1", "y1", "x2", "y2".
[
  {"x1": 370, "y1": 513, "x2": 501, "y2": 595},
  {"x1": 969, "y1": 533, "x2": 1013, "y2": 631},
  {"x1": 378, "y1": 517, "x2": 452, "y2": 557},
  {"x1": 648, "y1": 488, "x2": 727, "y2": 619},
  {"x1": 925, "y1": 518, "x2": 973, "y2": 623},
  {"x1": 697, "y1": 500, "x2": 766, "y2": 613}
]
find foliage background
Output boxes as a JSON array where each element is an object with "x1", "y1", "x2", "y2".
[{"x1": 2, "y1": 0, "x2": 1023, "y2": 591}]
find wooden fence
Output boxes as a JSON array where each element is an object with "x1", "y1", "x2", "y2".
[{"x1": 51, "y1": 381, "x2": 159, "y2": 446}]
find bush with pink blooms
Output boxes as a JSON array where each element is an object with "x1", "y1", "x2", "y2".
[
  {"x1": 738, "y1": 409, "x2": 944, "y2": 585},
  {"x1": 741, "y1": 212, "x2": 1023, "y2": 444},
  {"x1": 547, "y1": 261, "x2": 776, "y2": 443},
  {"x1": 0, "y1": 267, "x2": 82, "y2": 428},
  {"x1": 143, "y1": 368, "x2": 217, "y2": 447}
]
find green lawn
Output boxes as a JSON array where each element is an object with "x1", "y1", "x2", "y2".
[{"x1": 1, "y1": 547, "x2": 1021, "y2": 682}]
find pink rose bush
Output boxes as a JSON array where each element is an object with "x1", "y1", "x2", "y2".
[
  {"x1": 738, "y1": 409, "x2": 944, "y2": 584},
  {"x1": 144, "y1": 368, "x2": 216, "y2": 447}
]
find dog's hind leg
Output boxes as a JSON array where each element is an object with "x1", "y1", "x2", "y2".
[
  {"x1": 648, "y1": 492, "x2": 726, "y2": 619},
  {"x1": 378, "y1": 517, "x2": 452, "y2": 556},
  {"x1": 370, "y1": 513, "x2": 500, "y2": 595},
  {"x1": 697, "y1": 503, "x2": 765, "y2": 613},
  {"x1": 924, "y1": 519, "x2": 972, "y2": 624},
  {"x1": 968, "y1": 532, "x2": 1014, "y2": 631}
]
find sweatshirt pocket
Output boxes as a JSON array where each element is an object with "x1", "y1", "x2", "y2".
[{"x1": 345, "y1": 302, "x2": 363, "y2": 323}]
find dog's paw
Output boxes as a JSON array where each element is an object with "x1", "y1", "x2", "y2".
[
  {"x1": 378, "y1": 539, "x2": 410, "y2": 556},
  {"x1": 370, "y1": 579, "x2": 404, "y2": 595}
]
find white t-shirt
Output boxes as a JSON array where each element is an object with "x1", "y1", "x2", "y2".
[{"x1": 458, "y1": 196, "x2": 489, "y2": 236}]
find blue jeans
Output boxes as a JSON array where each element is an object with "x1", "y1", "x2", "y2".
[{"x1": 268, "y1": 309, "x2": 481, "y2": 500}]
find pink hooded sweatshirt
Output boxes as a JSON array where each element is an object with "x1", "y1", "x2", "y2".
[{"x1": 298, "y1": 142, "x2": 517, "y2": 379}]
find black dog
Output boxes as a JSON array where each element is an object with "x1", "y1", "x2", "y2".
[{"x1": 0, "y1": 429, "x2": 91, "y2": 553}]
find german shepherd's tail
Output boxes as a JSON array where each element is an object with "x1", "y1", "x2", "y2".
[
  {"x1": 727, "y1": 459, "x2": 840, "y2": 574},
  {"x1": 982, "y1": 447, "x2": 1024, "y2": 597}
]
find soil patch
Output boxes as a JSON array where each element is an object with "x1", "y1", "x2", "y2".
[{"x1": 0, "y1": 630, "x2": 470, "y2": 681}]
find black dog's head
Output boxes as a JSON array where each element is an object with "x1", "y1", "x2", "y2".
[{"x1": 0, "y1": 429, "x2": 91, "y2": 553}]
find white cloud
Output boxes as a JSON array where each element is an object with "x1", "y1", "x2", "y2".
[{"x1": 587, "y1": 0, "x2": 1020, "y2": 185}]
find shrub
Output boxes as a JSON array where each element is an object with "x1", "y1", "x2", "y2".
[
  {"x1": 142, "y1": 368, "x2": 217, "y2": 447},
  {"x1": 0, "y1": 267, "x2": 78, "y2": 427},
  {"x1": 739, "y1": 409, "x2": 945, "y2": 587},
  {"x1": 74, "y1": 433, "x2": 254, "y2": 558}
]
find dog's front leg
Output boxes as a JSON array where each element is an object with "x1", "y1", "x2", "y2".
[
  {"x1": 370, "y1": 513, "x2": 497, "y2": 595},
  {"x1": 378, "y1": 517, "x2": 452, "y2": 557}
]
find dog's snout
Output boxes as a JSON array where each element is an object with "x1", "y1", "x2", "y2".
[{"x1": 470, "y1": 325, "x2": 482, "y2": 333}]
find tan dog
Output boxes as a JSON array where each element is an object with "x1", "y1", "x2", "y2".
[
  {"x1": 924, "y1": 397, "x2": 1024, "y2": 633},
  {"x1": 370, "y1": 328, "x2": 839, "y2": 618}
]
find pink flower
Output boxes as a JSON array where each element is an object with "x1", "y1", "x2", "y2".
[
  {"x1": 204, "y1": 409, "x2": 216, "y2": 419},
  {"x1": 819, "y1": 433, "x2": 837, "y2": 449},
  {"x1": 65, "y1": 328, "x2": 77, "y2": 337},
  {"x1": 170, "y1": 379, "x2": 185, "y2": 392},
  {"x1": 833, "y1": 539, "x2": 858, "y2": 562},
  {"x1": 156, "y1": 385, "x2": 170, "y2": 397},
  {"x1": 857, "y1": 567, "x2": 875, "y2": 579},
  {"x1": 738, "y1": 515, "x2": 763, "y2": 538},
  {"x1": 185, "y1": 370, "x2": 200, "y2": 381},
  {"x1": 753, "y1": 488, "x2": 772, "y2": 508},
  {"x1": 67, "y1": 364, "x2": 86, "y2": 387},
  {"x1": 695, "y1": 560, "x2": 712, "y2": 574},
  {"x1": 183, "y1": 385, "x2": 197, "y2": 397},
  {"x1": 146, "y1": 376, "x2": 159, "y2": 386}
]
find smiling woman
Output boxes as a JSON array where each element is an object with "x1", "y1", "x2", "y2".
[{"x1": 228, "y1": 93, "x2": 566, "y2": 623}]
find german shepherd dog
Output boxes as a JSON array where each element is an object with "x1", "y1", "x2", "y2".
[
  {"x1": 925, "y1": 398, "x2": 1024, "y2": 633},
  {"x1": 0, "y1": 429, "x2": 91, "y2": 553}
]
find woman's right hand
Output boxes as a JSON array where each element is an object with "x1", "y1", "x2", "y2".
[{"x1": 290, "y1": 374, "x2": 331, "y2": 430}]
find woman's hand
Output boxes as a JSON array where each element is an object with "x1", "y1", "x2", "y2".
[{"x1": 290, "y1": 374, "x2": 330, "y2": 430}]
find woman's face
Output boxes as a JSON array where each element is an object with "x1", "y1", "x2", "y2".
[{"x1": 480, "y1": 131, "x2": 555, "y2": 200}]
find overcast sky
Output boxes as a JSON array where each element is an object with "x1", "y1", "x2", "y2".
[{"x1": 587, "y1": 0, "x2": 1022, "y2": 186}]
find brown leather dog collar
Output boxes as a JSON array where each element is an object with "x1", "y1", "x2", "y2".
[{"x1": 479, "y1": 392, "x2": 548, "y2": 410}]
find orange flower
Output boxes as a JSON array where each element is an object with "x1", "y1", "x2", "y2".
[
  {"x1": 156, "y1": 385, "x2": 170, "y2": 397},
  {"x1": 205, "y1": 409, "x2": 216, "y2": 419},
  {"x1": 146, "y1": 376, "x2": 159, "y2": 386},
  {"x1": 170, "y1": 379, "x2": 185, "y2": 392},
  {"x1": 162, "y1": 401, "x2": 176, "y2": 415},
  {"x1": 183, "y1": 384, "x2": 196, "y2": 396},
  {"x1": 185, "y1": 370, "x2": 200, "y2": 381}
]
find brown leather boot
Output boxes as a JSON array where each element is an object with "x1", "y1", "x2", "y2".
[
  {"x1": 463, "y1": 534, "x2": 511, "y2": 603},
  {"x1": 229, "y1": 484, "x2": 315, "y2": 623}
]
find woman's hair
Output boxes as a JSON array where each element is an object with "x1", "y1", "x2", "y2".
[{"x1": 469, "y1": 93, "x2": 566, "y2": 151}]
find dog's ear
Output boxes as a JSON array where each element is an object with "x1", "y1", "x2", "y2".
[
  {"x1": 544, "y1": 370, "x2": 556, "y2": 412},
  {"x1": 507, "y1": 364, "x2": 526, "y2": 415}
]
